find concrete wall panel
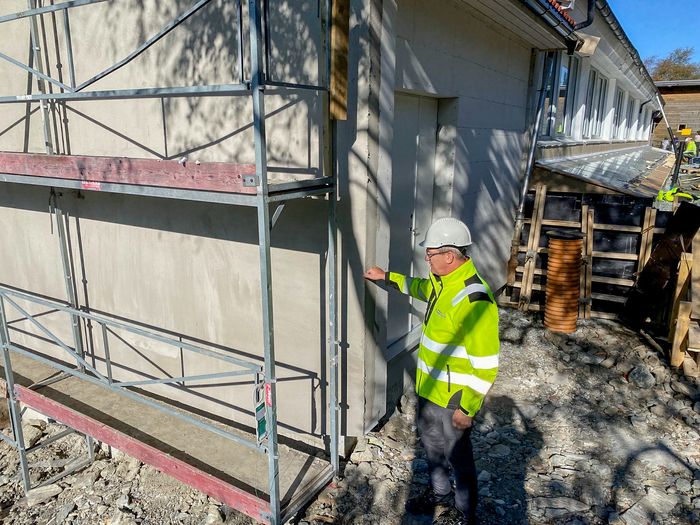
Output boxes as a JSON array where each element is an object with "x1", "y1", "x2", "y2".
[
  {"x1": 0, "y1": 0, "x2": 369, "y2": 441},
  {"x1": 392, "y1": 0, "x2": 532, "y2": 287},
  {"x1": 0, "y1": 185, "x2": 344, "y2": 438}
]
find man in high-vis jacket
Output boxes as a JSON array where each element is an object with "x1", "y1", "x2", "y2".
[{"x1": 364, "y1": 217, "x2": 499, "y2": 525}]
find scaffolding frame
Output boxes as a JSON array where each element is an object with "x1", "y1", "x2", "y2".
[{"x1": 0, "y1": 1, "x2": 340, "y2": 523}]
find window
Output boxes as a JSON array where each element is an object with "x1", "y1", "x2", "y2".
[
  {"x1": 538, "y1": 52, "x2": 580, "y2": 138},
  {"x1": 557, "y1": 55, "x2": 579, "y2": 136},
  {"x1": 625, "y1": 97, "x2": 636, "y2": 138},
  {"x1": 583, "y1": 68, "x2": 608, "y2": 139},
  {"x1": 539, "y1": 51, "x2": 556, "y2": 137},
  {"x1": 612, "y1": 88, "x2": 625, "y2": 139},
  {"x1": 638, "y1": 108, "x2": 649, "y2": 139}
]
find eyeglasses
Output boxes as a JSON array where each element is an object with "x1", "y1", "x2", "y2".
[{"x1": 425, "y1": 250, "x2": 449, "y2": 261}]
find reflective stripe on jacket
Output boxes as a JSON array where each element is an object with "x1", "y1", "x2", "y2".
[{"x1": 385, "y1": 258, "x2": 499, "y2": 416}]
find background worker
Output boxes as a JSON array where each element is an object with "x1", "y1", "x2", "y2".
[
  {"x1": 683, "y1": 136, "x2": 697, "y2": 163},
  {"x1": 363, "y1": 217, "x2": 500, "y2": 525}
]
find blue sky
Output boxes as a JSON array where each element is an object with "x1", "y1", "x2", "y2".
[{"x1": 605, "y1": 0, "x2": 695, "y2": 63}]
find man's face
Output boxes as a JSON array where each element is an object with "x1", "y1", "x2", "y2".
[{"x1": 424, "y1": 248, "x2": 453, "y2": 276}]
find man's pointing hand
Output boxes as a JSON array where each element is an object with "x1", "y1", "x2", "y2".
[{"x1": 363, "y1": 266, "x2": 386, "y2": 281}]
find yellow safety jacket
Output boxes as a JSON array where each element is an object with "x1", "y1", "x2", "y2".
[{"x1": 386, "y1": 259, "x2": 499, "y2": 416}]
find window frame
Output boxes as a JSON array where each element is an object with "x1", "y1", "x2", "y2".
[
  {"x1": 625, "y1": 97, "x2": 636, "y2": 139},
  {"x1": 582, "y1": 68, "x2": 608, "y2": 139},
  {"x1": 592, "y1": 76, "x2": 608, "y2": 138},
  {"x1": 537, "y1": 52, "x2": 580, "y2": 139},
  {"x1": 612, "y1": 88, "x2": 625, "y2": 139}
]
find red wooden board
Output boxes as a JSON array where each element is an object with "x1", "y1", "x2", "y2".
[
  {"x1": 15, "y1": 385, "x2": 271, "y2": 524},
  {"x1": 0, "y1": 152, "x2": 257, "y2": 194}
]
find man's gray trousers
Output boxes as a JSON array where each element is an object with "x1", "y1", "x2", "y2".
[{"x1": 417, "y1": 398, "x2": 478, "y2": 520}]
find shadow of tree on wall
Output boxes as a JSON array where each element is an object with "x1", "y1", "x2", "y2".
[{"x1": 0, "y1": 0, "x2": 325, "y2": 176}]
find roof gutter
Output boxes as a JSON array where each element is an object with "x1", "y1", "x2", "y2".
[
  {"x1": 594, "y1": 0, "x2": 660, "y2": 104},
  {"x1": 520, "y1": 0, "x2": 578, "y2": 41}
]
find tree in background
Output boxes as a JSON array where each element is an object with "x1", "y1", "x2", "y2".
[{"x1": 644, "y1": 47, "x2": 700, "y2": 81}]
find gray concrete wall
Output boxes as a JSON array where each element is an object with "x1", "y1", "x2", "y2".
[
  {"x1": 390, "y1": 0, "x2": 533, "y2": 289},
  {"x1": 0, "y1": 0, "x2": 379, "y2": 442},
  {"x1": 361, "y1": 0, "x2": 537, "y2": 423},
  {"x1": 0, "y1": 184, "x2": 331, "y2": 437}
]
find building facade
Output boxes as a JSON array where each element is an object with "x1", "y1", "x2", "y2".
[{"x1": 0, "y1": 0, "x2": 661, "y2": 444}]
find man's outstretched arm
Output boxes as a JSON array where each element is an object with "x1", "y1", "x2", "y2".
[{"x1": 364, "y1": 266, "x2": 431, "y2": 302}]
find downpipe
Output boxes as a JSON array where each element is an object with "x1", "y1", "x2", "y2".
[{"x1": 507, "y1": 54, "x2": 555, "y2": 286}]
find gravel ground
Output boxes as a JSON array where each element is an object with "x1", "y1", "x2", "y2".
[{"x1": 1, "y1": 307, "x2": 700, "y2": 524}]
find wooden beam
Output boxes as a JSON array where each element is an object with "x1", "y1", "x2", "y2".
[
  {"x1": 637, "y1": 207, "x2": 657, "y2": 274},
  {"x1": 514, "y1": 267, "x2": 633, "y2": 287},
  {"x1": 637, "y1": 207, "x2": 651, "y2": 275},
  {"x1": 688, "y1": 320, "x2": 700, "y2": 352},
  {"x1": 590, "y1": 276, "x2": 635, "y2": 287},
  {"x1": 594, "y1": 223, "x2": 641, "y2": 233},
  {"x1": 518, "y1": 246, "x2": 548, "y2": 254},
  {"x1": 671, "y1": 301, "x2": 692, "y2": 368},
  {"x1": 591, "y1": 292, "x2": 627, "y2": 304},
  {"x1": 591, "y1": 251, "x2": 639, "y2": 261},
  {"x1": 579, "y1": 204, "x2": 589, "y2": 318},
  {"x1": 510, "y1": 282, "x2": 544, "y2": 292},
  {"x1": 330, "y1": 0, "x2": 350, "y2": 120},
  {"x1": 590, "y1": 311, "x2": 618, "y2": 320},
  {"x1": 692, "y1": 229, "x2": 700, "y2": 320},
  {"x1": 668, "y1": 252, "x2": 693, "y2": 341},
  {"x1": 519, "y1": 184, "x2": 547, "y2": 311},
  {"x1": 584, "y1": 207, "x2": 594, "y2": 319},
  {"x1": 523, "y1": 218, "x2": 581, "y2": 228},
  {"x1": 0, "y1": 152, "x2": 257, "y2": 194}
]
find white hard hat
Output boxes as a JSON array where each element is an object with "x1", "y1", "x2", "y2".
[{"x1": 420, "y1": 217, "x2": 472, "y2": 248}]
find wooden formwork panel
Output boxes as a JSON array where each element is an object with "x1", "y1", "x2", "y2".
[{"x1": 505, "y1": 190, "x2": 664, "y2": 321}]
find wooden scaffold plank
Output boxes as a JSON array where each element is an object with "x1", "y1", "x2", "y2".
[{"x1": 0, "y1": 152, "x2": 257, "y2": 193}]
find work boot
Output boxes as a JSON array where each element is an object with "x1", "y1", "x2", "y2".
[
  {"x1": 404, "y1": 489, "x2": 452, "y2": 515},
  {"x1": 432, "y1": 506, "x2": 474, "y2": 525}
]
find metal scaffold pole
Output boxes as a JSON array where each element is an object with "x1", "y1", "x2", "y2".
[
  {"x1": 50, "y1": 192, "x2": 96, "y2": 461},
  {"x1": 248, "y1": 0, "x2": 281, "y2": 522},
  {"x1": 0, "y1": 297, "x2": 31, "y2": 492},
  {"x1": 323, "y1": 0, "x2": 340, "y2": 475},
  {"x1": 27, "y1": 0, "x2": 55, "y2": 154}
]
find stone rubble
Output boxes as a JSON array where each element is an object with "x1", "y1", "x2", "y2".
[{"x1": 0, "y1": 307, "x2": 698, "y2": 524}]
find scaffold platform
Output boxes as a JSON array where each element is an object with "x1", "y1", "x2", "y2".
[{"x1": 0, "y1": 348, "x2": 332, "y2": 524}]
